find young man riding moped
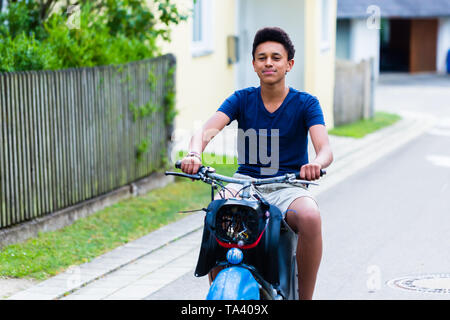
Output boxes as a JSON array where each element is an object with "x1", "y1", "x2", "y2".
[{"x1": 180, "y1": 27, "x2": 333, "y2": 300}]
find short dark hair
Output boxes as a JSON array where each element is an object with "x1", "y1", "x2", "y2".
[{"x1": 252, "y1": 27, "x2": 295, "y2": 61}]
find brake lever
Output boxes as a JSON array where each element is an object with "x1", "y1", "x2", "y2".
[
  {"x1": 288, "y1": 179, "x2": 319, "y2": 186},
  {"x1": 164, "y1": 171, "x2": 202, "y2": 180},
  {"x1": 287, "y1": 173, "x2": 319, "y2": 185}
]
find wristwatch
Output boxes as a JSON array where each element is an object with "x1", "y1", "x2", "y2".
[{"x1": 187, "y1": 151, "x2": 201, "y2": 161}]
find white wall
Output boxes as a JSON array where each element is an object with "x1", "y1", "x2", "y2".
[
  {"x1": 437, "y1": 18, "x2": 450, "y2": 74},
  {"x1": 350, "y1": 18, "x2": 380, "y2": 80},
  {"x1": 236, "y1": 0, "x2": 306, "y2": 91}
]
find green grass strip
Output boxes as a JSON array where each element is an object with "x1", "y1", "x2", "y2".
[
  {"x1": 0, "y1": 153, "x2": 238, "y2": 280},
  {"x1": 329, "y1": 111, "x2": 401, "y2": 138}
]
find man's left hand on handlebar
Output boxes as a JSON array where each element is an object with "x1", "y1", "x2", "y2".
[
  {"x1": 180, "y1": 152, "x2": 202, "y2": 175},
  {"x1": 299, "y1": 162, "x2": 322, "y2": 181}
]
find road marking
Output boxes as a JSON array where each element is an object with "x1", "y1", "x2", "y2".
[
  {"x1": 427, "y1": 128, "x2": 450, "y2": 137},
  {"x1": 436, "y1": 118, "x2": 450, "y2": 128},
  {"x1": 426, "y1": 155, "x2": 450, "y2": 168}
]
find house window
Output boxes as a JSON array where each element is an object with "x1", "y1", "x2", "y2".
[
  {"x1": 191, "y1": 0, "x2": 214, "y2": 57},
  {"x1": 321, "y1": 0, "x2": 331, "y2": 51}
]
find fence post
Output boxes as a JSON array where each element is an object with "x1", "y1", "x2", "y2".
[
  {"x1": 334, "y1": 58, "x2": 376, "y2": 126},
  {"x1": 165, "y1": 54, "x2": 177, "y2": 166}
]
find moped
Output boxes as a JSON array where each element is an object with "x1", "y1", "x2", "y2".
[{"x1": 165, "y1": 161, "x2": 324, "y2": 300}]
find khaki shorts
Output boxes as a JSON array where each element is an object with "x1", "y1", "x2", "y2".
[{"x1": 224, "y1": 173, "x2": 318, "y2": 218}]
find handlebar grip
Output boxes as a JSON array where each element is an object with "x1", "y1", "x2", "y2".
[
  {"x1": 168, "y1": 160, "x2": 202, "y2": 180},
  {"x1": 295, "y1": 169, "x2": 327, "y2": 180}
]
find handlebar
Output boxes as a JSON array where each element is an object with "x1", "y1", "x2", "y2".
[
  {"x1": 174, "y1": 160, "x2": 326, "y2": 178},
  {"x1": 165, "y1": 160, "x2": 326, "y2": 186}
]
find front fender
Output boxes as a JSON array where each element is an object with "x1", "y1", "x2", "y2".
[{"x1": 206, "y1": 267, "x2": 260, "y2": 300}]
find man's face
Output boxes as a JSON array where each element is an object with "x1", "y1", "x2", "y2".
[{"x1": 252, "y1": 41, "x2": 294, "y2": 85}]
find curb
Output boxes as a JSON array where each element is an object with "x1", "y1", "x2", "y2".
[{"x1": 7, "y1": 111, "x2": 436, "y2": 300}]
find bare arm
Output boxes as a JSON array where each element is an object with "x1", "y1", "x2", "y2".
[
  {"x1": 181, "y1": 111, "x2": 230, "y2": 174},
  {"x1": 300, "y1": 124, "x2": 333, "y2": 180}
]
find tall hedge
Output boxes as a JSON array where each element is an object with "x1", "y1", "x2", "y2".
[{"x1": 0, "y1": 0, "x2": 188, "y2": 72}]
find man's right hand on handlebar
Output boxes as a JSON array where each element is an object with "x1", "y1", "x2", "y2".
[{"x1": 180, "y1": 152, "x2": 202, "y2": 175}]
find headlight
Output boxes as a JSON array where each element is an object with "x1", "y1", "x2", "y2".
[{"x1": 215, "y1": 204, "x2": 264, "y2": 247}]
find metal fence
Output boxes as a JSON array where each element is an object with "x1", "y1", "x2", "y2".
[{"x1": 0, "y1": 54, "x2": 175, "y2": 229}]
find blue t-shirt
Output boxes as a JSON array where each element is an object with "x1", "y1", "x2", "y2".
[{"x1": 218, "y1": 86, "x2": 325, "y2": 178}]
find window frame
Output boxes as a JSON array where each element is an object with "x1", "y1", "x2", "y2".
[
  {"x1": 320, "y1": 0, "x2": 331, "y2": 52},
  {"x1": 191, "y1": 0, "x2": 214, "y2": 57}
]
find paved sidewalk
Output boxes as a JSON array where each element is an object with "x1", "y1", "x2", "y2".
[{"x1": 6, "y1": 111, "x2": 437, "y2": 300}]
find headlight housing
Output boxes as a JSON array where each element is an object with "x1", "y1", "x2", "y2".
[{"x1": 214, "y1": 202, "x2": 267, "y2": 248}]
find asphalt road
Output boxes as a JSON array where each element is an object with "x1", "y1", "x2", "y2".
[
  {"x1": 314, "y1": 128, "x2": 450, "y2": 299},
  {"x1": 146, "y1": 74, "x2": 450, "y2": 300}
]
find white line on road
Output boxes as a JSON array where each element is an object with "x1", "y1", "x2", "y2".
[
  {"x1": 436, "y1": 118, "x2": 450, "y2": 128},
  {"x1": 426, "y1": 155, "x2": 450, "y2": 168},
  {"x1": 427, "y1": 129, "x2": 450, "y2": 137}
]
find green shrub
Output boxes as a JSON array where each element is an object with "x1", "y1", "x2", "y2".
[
  {"x1": 0, "y1": 0, "x2": 46, "y2": 40},
  {"x1": 0, "y1": 33, "x2": 57, "y2": 72},
  {"x1": 0, "y1": 0, "x2": 188, "y2": 72}
]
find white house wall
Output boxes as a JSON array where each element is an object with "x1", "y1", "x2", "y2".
[
  {"x1": 350, "y1": 18, "x2": 380, "y2": 79},
  {"x1": 437, "y1": 18, "x2": 450, "y2": 74},
  {"x1": 237, "y1": 0, "x2": 306, "y2": 91}
]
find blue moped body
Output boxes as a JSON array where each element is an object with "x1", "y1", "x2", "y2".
[{"x1": 206, "y1": 267, "x2": 260, "y2": 300}]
